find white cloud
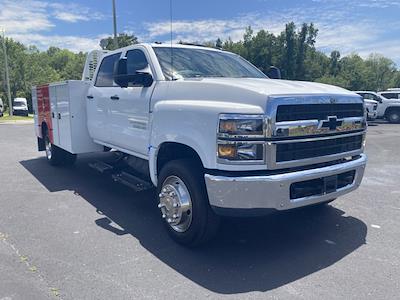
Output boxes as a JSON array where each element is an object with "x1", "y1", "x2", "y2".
[
  {"x1": 10, "y1": 33, "x2": 103, "y2": 52},
  {"x1": 0, "y1": 0, "x2": 106, "y2": 52},
  {"x1": 49, "y1": 3, "x2": 105, "y2": 23},
  {"x1": 0, "y1": 0, "x2": 53, "y2": 33}
]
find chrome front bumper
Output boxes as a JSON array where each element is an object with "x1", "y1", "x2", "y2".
[{"x1": 205, "y1": 154, "x2": 367, "y2": 212}]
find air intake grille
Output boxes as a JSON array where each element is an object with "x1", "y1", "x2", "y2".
[
  {"x1": 276, "y1": 135, "x2": 363, "y2": 162},
  {"x1": 276, "y1": 104, "x2": 364, "y2": 122}
]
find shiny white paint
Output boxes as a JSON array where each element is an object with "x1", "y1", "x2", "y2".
[
  {"x1": 36, "y1": 43, "x2": 365, "y2": 188},
  {"x1": 83, "y1": 44, "x2": 364, "y2": 185}
]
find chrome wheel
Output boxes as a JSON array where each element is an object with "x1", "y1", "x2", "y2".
[
  {"x1": 158, "y1": 176, "x2": 193, "y2": 233},
  {"x1": 45, "y1": 137, "x2": 52, "y2": 160}
]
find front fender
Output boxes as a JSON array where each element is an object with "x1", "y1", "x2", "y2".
[{"x1": 149, "y1": 100, "x2": 263, "y2": 185}]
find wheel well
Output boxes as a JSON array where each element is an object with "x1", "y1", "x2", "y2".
[
  {"x1": 157, "y1": 142, "x2": 203, "y2": 174},
  {"x1": 386, "y1": 107, "x2": 400, "y2": 114}
]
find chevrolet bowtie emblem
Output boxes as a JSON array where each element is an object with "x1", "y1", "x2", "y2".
[{"x1": 320, "y1": 116, "x2": 343, "y2": 131}]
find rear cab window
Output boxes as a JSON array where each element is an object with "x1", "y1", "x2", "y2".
[{"x1": 95, "y1": 53, "x2": 122, "y2": 87}]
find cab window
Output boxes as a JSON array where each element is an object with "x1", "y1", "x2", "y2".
[
  {"x1": 95, "y1": 53, "x2": 121, "y2": 87},
  {"x1": 381, "y1": 93, "x2": 399, "y2": 99}
]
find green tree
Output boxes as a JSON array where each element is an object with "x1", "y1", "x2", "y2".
[{"x1": 100, "y1": 33, "x2": 138, "y2": 50}]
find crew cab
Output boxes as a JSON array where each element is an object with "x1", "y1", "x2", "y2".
[
  {"x1": 33, "y1": 44, "x2": 367, "y2": 246},
  {"x1": 356, "y1": 91, "x2": 400, "y2": 123}
]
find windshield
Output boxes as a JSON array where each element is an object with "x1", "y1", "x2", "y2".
[
  {"x1": 14, "y1": 101, "x2": 26, "y2": 107},
  {"x1": 153, "y1": 47, "x2": 267, "y2": 80}
]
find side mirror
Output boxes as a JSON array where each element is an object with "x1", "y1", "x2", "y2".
[
  {"x1": 267, "y1": 66, "x2": 282, "y2": 80},
  {"x1": 114, "y1": 58, "x2": 154, "y2": 88}
]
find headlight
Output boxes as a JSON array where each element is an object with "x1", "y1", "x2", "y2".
[
  {"x1": 217, "y1": 114, "x2": 265, "y2": 162},
  {"x1": 218, "y1": 114, "x2": 264, "y2": 138},
  {"x1": 218, "y1": 142, "x2": 264, "y2": 161}
]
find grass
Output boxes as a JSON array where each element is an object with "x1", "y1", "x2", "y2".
[{"x1": 0, "y1": 112, "x2": 33, "y2": 122}]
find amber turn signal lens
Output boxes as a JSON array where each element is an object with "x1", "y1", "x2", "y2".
[{"x1": 218, "y1": 144, "x2": 237, "y2": 159}]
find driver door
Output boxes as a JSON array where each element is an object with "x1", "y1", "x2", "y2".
[{"x1": 108, "y1": 48, "x2": 156, "y2": 156}]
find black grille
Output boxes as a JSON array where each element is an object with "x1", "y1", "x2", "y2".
[
  {"x1": 290, "y1": 170, "x2": 356, "y2": 199},
  {"x1": 276, "y1": 135, "x2": 363, "y2": 162},
  {"x1": 276, "y1": 104, "x2": 364, "y2": 122}
]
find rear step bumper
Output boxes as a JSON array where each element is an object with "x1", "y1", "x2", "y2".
[{"x1": 205, "y1": 154, "x2": 367, "y2": 214}]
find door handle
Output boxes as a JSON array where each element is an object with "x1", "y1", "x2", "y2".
[
  {"x1": 52, "y1": 112, "x2": 55, "y2": 118},
  {"x1": 87, "y1": 95, "x2": 94, "y2": 100},
  {"x1": 58, "y1": 113, "x2": 61, "y2": 120},
  {"x1": 110, "y1": 95, "x2": 120, "y2": 101}
]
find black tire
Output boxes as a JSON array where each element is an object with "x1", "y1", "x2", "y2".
[
  {"x1": 387, "y1": 110, "x2": 400, "y2": 124},
  {"x1": 157, "y1": 159, "x2": 220, "y2": 247},
  {"x1": 44, "y1": 134, "x2": 76, "y2": 166}
]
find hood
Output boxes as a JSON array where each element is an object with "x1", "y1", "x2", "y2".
[
  {"x1": 364, "y1": 99, "x2": 378, "y2": 105},
  {"x1": 187, "y1": 78, "x2": 357, "y2": 97}
]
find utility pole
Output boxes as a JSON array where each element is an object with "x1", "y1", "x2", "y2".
[
  {"x1": 1, "y1": 29, "x2": 12, "y2": 116},
  {"x1": 112, "y1": 0, "x2": 119, "y2": 49}
]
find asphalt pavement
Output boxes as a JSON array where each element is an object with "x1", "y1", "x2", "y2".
[{"x1": 0, "y1": 122, "x2": 399, "y2": 299}]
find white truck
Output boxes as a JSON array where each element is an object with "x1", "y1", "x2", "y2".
[
  {"x1": 355, "y1": 91, "x2": 400, "y2": 123},
  {"x1": 33, "y1": 44, "x2": 367, "y2": 246},
  {"x1": 12, "y1": 97, "x2": 29, "y2": 116}
]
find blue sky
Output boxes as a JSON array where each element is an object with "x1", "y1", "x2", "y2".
[{"x1": 1, "y1": 0, "x2": 400, "y2": 65}]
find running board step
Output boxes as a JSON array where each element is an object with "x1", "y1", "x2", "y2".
[
  {"x1": 89, "y1": 161, "x2": 114, "y2": 174},
  {"x1": 112, "y1": 171, "x2": 153, "y2": 192}
]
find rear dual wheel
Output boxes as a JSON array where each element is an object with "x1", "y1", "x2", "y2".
[
  {"x1": 156, "y1": 159, "x2": 220, "y2": 247},
  {"x1": 44, "y1": 134, "x2": 76, "y2": 166}
]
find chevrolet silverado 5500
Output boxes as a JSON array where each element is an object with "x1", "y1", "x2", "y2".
[{"x1": 33, "y1": 44, "x2": 367, "y2": 246}]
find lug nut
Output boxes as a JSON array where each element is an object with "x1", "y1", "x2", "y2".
[
  {"x1": 158, "y1": 203, "x2": 163, "y2": 208},
  {"x1": 162, "y1": 214, "x2": 166, "y2": 219},
  {"x1": 173, "y1": 214, "x2": 178, "y2": 218},
  {"x1": 167, "y1": 218, "x2": 172, "y2": 223},
  {"x1": 162, "y1": 188, "x2": 167, "y2": 193},
  {"x1": 159, "y1": 193, "x2": 164, "y2": 198}
]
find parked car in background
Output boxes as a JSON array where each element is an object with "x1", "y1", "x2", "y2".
[
  {"x1": 12, "y1": 98, "x2": 29, "y2": 116},
  {"x1": 0, "y1": 98, "x2": 4, "y2": 117},
  {"x1": 355, "y1": 91, "x2": 400, "y2": 123}
]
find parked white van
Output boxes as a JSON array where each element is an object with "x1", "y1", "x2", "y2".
[{"x1": 12, "y1": 98, "x2": 29, "y2": 116}]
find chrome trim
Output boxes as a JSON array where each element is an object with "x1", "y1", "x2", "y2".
[
  {"x1": 266, "y1": 132, "x2": 365, "y2": 169},
  {"x1": 265, "y1": 94, "x2": 364, "y2": 138},
  {"x1": 274, "y1": 117, "x2": 365, "y2": 138},
  {"x1": 270, "y1": 131, "x2": 365, "y2": 144},
  {"x1": 205, "y1": 154, "x2": 367, "y2": 211},
  {"x1": 263, "y1": 95, "x2": 366, "y2": 169}
]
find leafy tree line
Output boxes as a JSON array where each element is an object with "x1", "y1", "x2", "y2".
[
  {"x1": 214, "y1": 23, "x2": 400, "y2": 91},
  {"x1": 1, "y1": 24, "x2": 400, "y2": 111}
]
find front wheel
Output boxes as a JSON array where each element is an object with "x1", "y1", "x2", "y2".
[
  {"x1": 44, "y1": 135, "x2": 76, "y2": 166},
  {"x1": 387, "y1": 110, "x2": 400, "y2": 123},
  {"x1": 157, "y1": 159, "x2": 220, "y2": 247}
]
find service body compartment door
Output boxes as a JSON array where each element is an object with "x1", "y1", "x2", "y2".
[
  {"x1": 55, "y1": 83, "x2": 72, "y2": 151},
  {"x1": 49, "y1": 85, "x2": 60, "y2": 146}
]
